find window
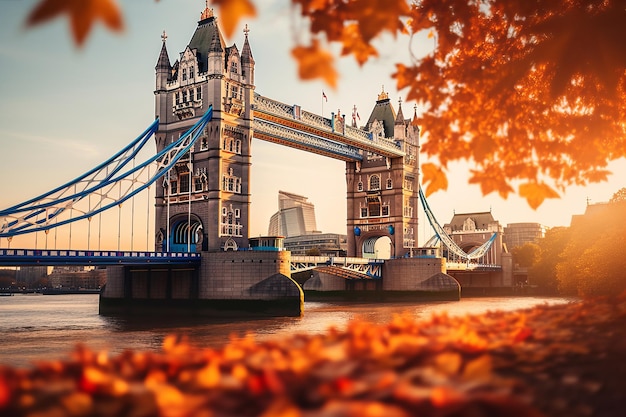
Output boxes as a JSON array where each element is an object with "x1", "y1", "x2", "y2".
[
  {"x1": 221, "y1": 205, "x2": 242, "y2": 237},
  {"x1": 368, "y1": 201, "x2": 381, "y2": 217},
  {"x1": 382, "y1": 205, "x2": 389, "y2": 216},
  {"x1": 235, "y1": 209, "x2": 240, "y2": 218},
  {"x1": 182, "y1": 68, "x2": 187, "y2": 81},
  {"x1": 200, "y1": 137, "x2": 208, "y2": 150},
  {"x1": 222, "y1": 168, "x2": 241, "y2": 193},
  {"x1": 179, "y1": 173, "x2": 190, "y2": 193},
  {"x1": 196, "y1": 87, "x2": 202, "y2": 100},
  {"x1": 369, "y1": 175, "x2": 380, "y2": 191},
  {"x1": 357, "y1": 181, "x2": 363, "y2": 192},
  {"x1": 194, "y1": 176, "x2": 203, "y2": 192},
  {"x1": 175, "y1": 92, "x2": 180, "y2": 105},
  {"x1": 360, "y1": 207, "x2": 368, "y2": 218},
  {"x1": 386, "y1": 178, "x2": 393, "y2": 189},
  {"x1": 170, "y1": 180, "x2": 178, "y2": 195},
  {"x1": 189, "y1": 66, "x2": 194, "y2": 78},
  {"x1": 190, "y1": 89, "x2": 194, "y2": 102},
  {"x1": 184, "y1": 90, "x2": 189, "y2": 102},
  {"x1": 404, "y1": 176, "x2": 414, "y2": 191},
  {"x1": 230, "y1": 61, "x2": 238, "y2": 74}
]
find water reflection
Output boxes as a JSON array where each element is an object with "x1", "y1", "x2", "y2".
[{"x1": 0, "y1": 295, "x2": 573, "y2": 368}]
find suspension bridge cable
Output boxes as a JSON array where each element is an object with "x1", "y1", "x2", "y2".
[
  {"x1": 417, "y1": 185, "x2": 497, "y2": 261},
  {"x1": 0, "y1": 107, "x2": 213, "y2": 239}
]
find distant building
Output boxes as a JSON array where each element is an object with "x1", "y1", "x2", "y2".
[
  {"x1": 503, "y1": 222, "x2": 546, "y2": 250},
  {"x1": 16, "y1": 266, "x2": 48, "y2": 286},
  {"x1": 48, "y1": 266, "x2": 106, "y2": 289},
  {"x1": 570, "y1": 202, "x2": 611, "y2": 226},
  {"x1": 268, "y1": 191, "x2": 320, "y2": 237},
  {"x1": 443, "y1": 211, "x2": 504, "y2": 265},
  {"x1": 267, "y1": 191, "x2": 347, "y2": 256},
  {"x1": 284, "y1": 233, "x2": 347, "y2": 256}
]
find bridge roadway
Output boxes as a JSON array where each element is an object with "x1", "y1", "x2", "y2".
[{"x1": 0, "y1": 249, "x2": 500, "y2": 274}]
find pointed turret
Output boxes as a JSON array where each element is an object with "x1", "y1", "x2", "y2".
[
  {"x1": 412, "y1": 105, "x2": 420, "y2": 126},
  {"x1": 155, "y1": 30, "x2": 171, "y2": 91},
  {"x1": 209, "y1": 25, "x2": 224, "y2": 54},
  {"x1": 240, "y1": 24, "x2": 255, "y2": 85},
  {"x1": 365, "y1": 87, "x2": 396, "y2": 139},
  {"x1": 206, "y1": 19, "x2": 225, "y2": 75},
  {"x1": 395, "y1": 98, "x2": 405, "y2": 125}
]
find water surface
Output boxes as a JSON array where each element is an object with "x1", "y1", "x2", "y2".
[{"x1": 0, "y1": 294, "x2": 573, "y2": 368}]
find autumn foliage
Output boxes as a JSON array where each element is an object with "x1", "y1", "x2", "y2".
[
  {"x1": 23, "y1": 0, "x2": 626, "y2": 208},
  {"x1": 529, "y1": 190, "x2": 626, "y2": 296},
  {"x1": 2, "y1": 294, "x2": 626, "y2": 416}
]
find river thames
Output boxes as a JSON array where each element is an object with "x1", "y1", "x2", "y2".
[{"x1": 0, "y1": 294, "x2": 573, "y2": 368}]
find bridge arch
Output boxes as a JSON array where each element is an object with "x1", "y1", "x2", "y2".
[
  {"x1": 166, "y1": 214, "x2": 204, "y2": 252},
  {"x1": 357, "y1": 231, "x2": 394, "y2": 259}
]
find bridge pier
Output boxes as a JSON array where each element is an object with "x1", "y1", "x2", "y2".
[
  {"x1": 302, "y1": 257, "x2": 460, "y2": 301},
  {"x1": 99, "y1": 251, "x2": 303, "y2": 317}
]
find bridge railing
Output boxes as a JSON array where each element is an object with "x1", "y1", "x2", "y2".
[
  {"x1": 446, "y1": 261, "x2": 502, "y2": 271},
  {"x1": 0, "y1": 249, "x2": 201, "y2": 266}
]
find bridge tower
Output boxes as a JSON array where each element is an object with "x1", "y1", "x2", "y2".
[
  {"x1": 154, "y1": 7, "x2": 254, "y2": 252},
  {"x1": 346, "y1": 91, "x2": 420, "y2": 258}
]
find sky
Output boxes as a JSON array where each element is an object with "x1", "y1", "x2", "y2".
[{"x1": 0, "y1": 0, "x2": 624, "y2": 251}]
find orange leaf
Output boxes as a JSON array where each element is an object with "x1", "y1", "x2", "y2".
[
  {"x1": 341, "y1": 23, "x2": 379, "y2": 66},
  {"x1": 212, "y1": 0, "x2": 256, "y2": 39},
  {"x1": 291, "y1": 40, "x2": 338, "y2": 87},
  {"x1": 421, "y1": 162, "x2": 448, "y2": 196},
  {"x1": 519, "y1": 181, "x2": 560, "y2": 209},
  {"x1": 26, "y1": 0, "x2": 123, "y2": 46}
]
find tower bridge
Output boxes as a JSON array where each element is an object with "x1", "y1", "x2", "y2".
[{"x1": 0, "y1": 6, "x2": 510, "y2": 315}]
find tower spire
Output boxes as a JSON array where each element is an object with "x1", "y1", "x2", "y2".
[
  {"x1": 200, "y1": 0, "x2": 214, "y2": 20},
  {"x1": 395, "y1": 97, "x2": 404, "y2": 125},
  {"x1": 155, "y1": 30, "x2": 171, "y2": 71}
]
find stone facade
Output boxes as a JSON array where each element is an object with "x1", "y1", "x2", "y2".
[
  {"x1": 199, "y1": 250, "x2": 296, "y2": 300},
  {"x1": 154, "y1": 7, "x2": 255, "y2": 253},
  {"x1": 346, "y1": 92, "x2": 420, "y2": 258}
]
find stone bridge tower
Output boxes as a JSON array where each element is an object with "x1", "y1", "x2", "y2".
[
  {"x1": 154, "y1": 7, "x2": 254, "y2": 252},
  {"x1": 346, "y1": 91, "x2": 420, "y2": 258}
]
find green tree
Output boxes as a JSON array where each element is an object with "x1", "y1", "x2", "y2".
[
  {"x1": 528, "y1": 227, "x2": 571, "y2": 294},
  {"x1": 511, "y1": 242, "x2": 541, "y2": 268}
]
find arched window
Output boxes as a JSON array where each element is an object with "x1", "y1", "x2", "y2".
[
  {"x1": 369, "y1": 175, "x2": 380, "y2": 191},
  {"x1": 222, "y1": 168, "x2": 241, "y2": 193}
]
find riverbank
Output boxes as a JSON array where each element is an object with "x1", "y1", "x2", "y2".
[{"x1": 1, "y1": 293, "x2": 624, "y2": 416}]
